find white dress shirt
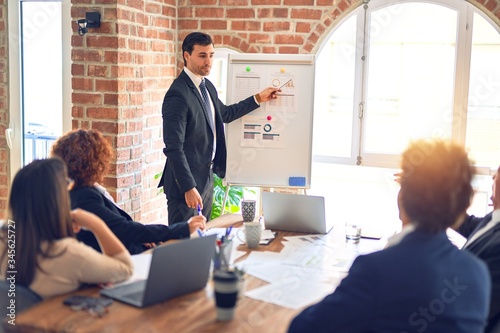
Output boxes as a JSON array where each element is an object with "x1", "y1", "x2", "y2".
[{"x1": 184, "y1": 67, "x2": 216, "y2": 161}]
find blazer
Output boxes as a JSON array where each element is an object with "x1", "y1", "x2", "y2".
[
  {"x1": 159, "y1": 70, "x2": 259, "y2": 199},
  {"x1": 70, "y1": 187, "x2": 190, "y2": 255},
  {"x1": 288, "y1": 230, "x2": 491, "y2": 333},
  {"x1": 459, "y1": 212, "x2": 500, "y2": 332}
]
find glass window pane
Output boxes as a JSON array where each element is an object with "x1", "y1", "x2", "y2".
[
  {"x1": 313, "y1": 15, "x2": 357, "y2": 158},
  {"x1": 21, "y1": 1, "x2": 62, "y2": 165},
  {"x1": 364, "y1": 3, "x2": 457, "y2": 154},
  {"x1": 207, "y1": 48, "x2": 236, "y2": 104},
  {"x1": 466, "y1": 13, "x2": 500, "y2": 168}
]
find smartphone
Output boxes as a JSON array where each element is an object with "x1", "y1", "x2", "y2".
[
  {"x1": 360, "y1": 232, "x2": 383, "y2": 240},
  {"x1": 63, "y1": 295, "x2": 113, "y2": 308},
  {"x1": 259, "y1": 232, "x2": 278, "y2": 245}
]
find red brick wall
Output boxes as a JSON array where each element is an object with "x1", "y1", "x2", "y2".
[
  {"x1": 70, "y1": 0, "x2": 176, "y2": 224},
  {"x1": 0, "y1": 0, "x2": 499, "y2": 221},
  {"x1": 139, "y1": 0, "x2": 177, "y2": 223},
  {"x1": 177, "y1": 0, "x2": 500, "y2": 61}
]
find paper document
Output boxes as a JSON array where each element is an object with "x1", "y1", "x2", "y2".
[
  {"x1": 105, "y1": 253, "x2": 152, "y2": 288},
  {"x1": 245, "y1": 278, "x2": 338, "y2": 309}
]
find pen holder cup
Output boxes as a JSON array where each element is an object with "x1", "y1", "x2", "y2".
[{"x1": 214, "y1": 241, "x2": 233, "y2": 272}]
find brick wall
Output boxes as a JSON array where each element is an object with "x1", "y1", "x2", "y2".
[
  {"x1": 71, "y1": 0, "x2": 175, "y2": 224},
  {"x1": 0, "y1": 0, "x2": 499, "y2": 221},
  {"x1": 139, "y1": 0, "x2": 177, "y2": 223},
  {"x1": 177, "y1": 0, "x2": 500, "y2": 60}
]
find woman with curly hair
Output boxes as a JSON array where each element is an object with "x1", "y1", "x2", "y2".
[
  {"x1": 52, "y1": 129, "x2": 206, "y2": 255},
  {"x1": 0, "y1": 158, "x2": 133, "y2": 298}
]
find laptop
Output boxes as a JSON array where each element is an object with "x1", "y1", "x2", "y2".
[
  {"x1": 262, "y1": 192, "x2": 332, "y2": 234},
  {"x1": 100, "y1": 234, "x2": 217, "y2": 308}
]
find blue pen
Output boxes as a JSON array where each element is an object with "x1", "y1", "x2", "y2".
[
  {"x1": 226, "y1": 226, "x2": 233, "y2": 236},
  {"x1": 197, "y1": 204, "x2": 202, "y2": 216},
  {"x1": 197, "y1": 229, "x2": 203, "y2": 237}
]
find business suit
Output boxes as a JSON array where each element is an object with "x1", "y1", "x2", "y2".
[
  {"x1": 459, "y1": 211, "x2": 500, "y2": 332},
  {"x1": 70, "y1": 187, "x2": 190, "y2": 255},
  {"x1": 160, "y1": 69, "x2": 259, "y2": 223},
  {"x1": 288, "y1": 230, "x2": 490, "y2": 333}
]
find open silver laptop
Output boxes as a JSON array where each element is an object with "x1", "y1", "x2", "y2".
[
  {"x1": 100, "y1": 234, "x2": 216, "y2": 308},
  {"x1": 262, "y1": 192, "x2": 332, "y2": 234}
]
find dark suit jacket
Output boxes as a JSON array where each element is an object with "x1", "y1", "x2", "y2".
[
  {"x1": 459, "y1": 212, "x2": 500, "y2": 332},
  {"x1": 288, "y1": 230, "x2": 490, "y2": 333},
  {"x1": 70, "y1": 187, "x2": 190, "y2": 255},
  {"x1": 159, "y1": 70, "x2": 259, "y2": 199}
]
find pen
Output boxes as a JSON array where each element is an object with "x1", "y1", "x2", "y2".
[
  {"x1": 196, "y1": 205, "x2": 205, "y2": 237},
  {"x1": 278, "y1": 79, "x2": 292, "y2": 90},
  {"x1": 226, "y1": 226, "x2": 233, "y2": 236}
]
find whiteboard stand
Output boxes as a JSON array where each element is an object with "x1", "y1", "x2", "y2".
[
  {"x1": 221, "y1": 185, "x2": 231, "y2": 215},
  {"x1": 225, "y1": 53, "x2": 315, "y2": 189},
  {"x1": 220, "y1": 183, "x2": 308, "y2": 216}
]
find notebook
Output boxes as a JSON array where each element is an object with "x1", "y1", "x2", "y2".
[
  {"x1": 100, "y1": 234, "x2": 217, "y2": 308},
  {"x1": 262, "y1": 192, "x2": 332, "y2": 234}
]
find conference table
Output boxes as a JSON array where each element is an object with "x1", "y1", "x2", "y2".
[{"x1": 2, "y1": 214, "x2": 384, "y2": 333}]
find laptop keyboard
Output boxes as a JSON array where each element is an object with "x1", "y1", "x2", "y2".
[{"x1": 124, "y1": 290, "x2": 144, "y2": 302}]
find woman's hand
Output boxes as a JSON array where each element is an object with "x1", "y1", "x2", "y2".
[
  {"x1": 71, "y1": 208, "x2": 105, "y2": 232},
  {"x1": 71, "y1": 208, "x2": 128, "y2": 256}
]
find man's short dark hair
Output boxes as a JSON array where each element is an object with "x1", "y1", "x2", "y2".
[{"x1": 182, "y1": 32, "x2": 213, "y2": 66}]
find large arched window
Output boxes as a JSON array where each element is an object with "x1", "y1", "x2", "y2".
[{"x1": 311, "y1": 0, "x2": 500, "y2": 234}]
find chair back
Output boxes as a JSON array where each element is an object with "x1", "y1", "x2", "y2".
[
  {"x1": 487, "y1": 315, "x2": 500, "y2": 333},
  {"x1": 1, "y1": 281, "x2": 41, "y2": 332}
]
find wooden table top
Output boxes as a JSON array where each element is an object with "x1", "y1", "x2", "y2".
[{"x1": 2, "y1": 214, "x2": 303, "y2": 333}]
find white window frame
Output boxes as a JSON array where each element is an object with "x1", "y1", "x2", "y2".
[
  {"x1": 7, "y1": 0, "x2": 72, "y2": 179},
  {"x1": 314, "y1": 0, "x2": 498, "y2": 176}
]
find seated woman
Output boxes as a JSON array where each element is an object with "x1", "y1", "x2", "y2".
[
  {"x1": 52, "y1": 129, "x2": 206, "y2": 255},
  {"x1": 288, "y1": 139, "x2": 491, "y2": 333},
  {"x1": 0, "y1": 158, "x2": 133, "y2": 298}
]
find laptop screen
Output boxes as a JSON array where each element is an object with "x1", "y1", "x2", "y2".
[{"x1": 261, "y1": 192, "x2": 331, "y2": 234}]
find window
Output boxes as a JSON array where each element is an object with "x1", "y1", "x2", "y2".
[
  {"x1": 466, "y1": 13, "x2": 500, "y2": 168},
  {"x1": 311, "y1": 0, "x2": 499, "y2": 232},
  {"x1": 207, "y1": 48, "x2": 236, "y2": 104},
  {"x1": 8, "y1": 0, "x2": 71, "y2": 177}
]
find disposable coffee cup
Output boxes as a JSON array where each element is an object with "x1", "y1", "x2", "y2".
[{"x1": 213, "y1": 271, "x2": 239, "y2": 321}]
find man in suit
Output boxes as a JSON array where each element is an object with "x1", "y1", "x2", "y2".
[
  {"x1": 288, "y1": 140, "x2": 491, "y2": 333},
  {"x1": 458, "y1": 165, "x2": 500, "y2": 332},
  {"x1": 159, "y1": 32, "x2": 279, "y2": 224}
]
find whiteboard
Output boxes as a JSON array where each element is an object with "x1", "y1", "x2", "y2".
[{"x1": 225, "y1": 53, "x2": 315, "y2": 188}]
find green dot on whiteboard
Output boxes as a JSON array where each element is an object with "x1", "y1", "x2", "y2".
[{"x1": 246, "y1": 67, "x2": 251, "y2": 72}]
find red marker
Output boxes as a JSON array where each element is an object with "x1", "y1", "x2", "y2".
[{"x1": 267, "y1": 115, "x2": 272, "y2": 121}]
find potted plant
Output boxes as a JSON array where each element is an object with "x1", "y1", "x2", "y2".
[{"x1": 154, "y1": 172, "x2": 254, "y2": 220}]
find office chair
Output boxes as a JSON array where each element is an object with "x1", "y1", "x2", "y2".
[{"x1": 0, "y1": 281, "x2": 41, "y2": 332}]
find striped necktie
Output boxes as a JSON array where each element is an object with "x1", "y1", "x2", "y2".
[{"x1": 199, "y1": 79, "x2": 214, "y2": 130}]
